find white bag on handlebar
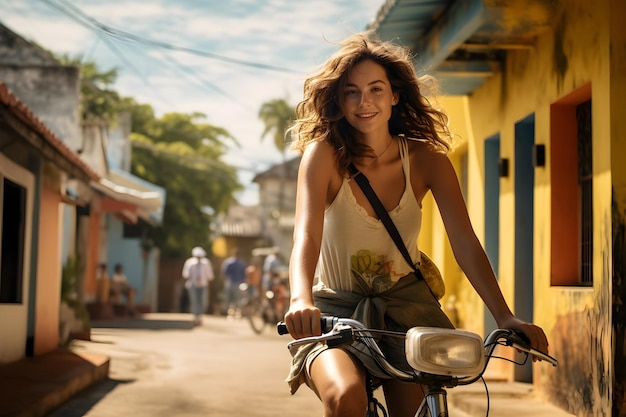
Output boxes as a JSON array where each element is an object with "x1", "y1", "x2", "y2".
[{"x1": 405, "y1": 327, "x2": 485, "y2": 378}]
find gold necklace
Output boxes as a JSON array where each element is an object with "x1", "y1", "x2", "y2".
[{"x1": 376, "y1": 136, "x2": 394, "y2": 158}]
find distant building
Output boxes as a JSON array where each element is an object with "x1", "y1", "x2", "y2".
[
  {"x1": 252, "y1": 156, "x2": 300, "y2": 259},
  {"x1": 0, "y1": 22, "x2": 164, "y2": 364}
]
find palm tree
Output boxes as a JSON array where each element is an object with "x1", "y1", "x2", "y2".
[
  {"x1": 258, "y1": 98, "x2": 296, "y2": 159},
  {"x1": 258, "y1": 98, "x2": 296, "y2": 247}
]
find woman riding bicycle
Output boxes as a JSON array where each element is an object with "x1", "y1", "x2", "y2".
[{"x1": 282, "y1": 31, "x2": 550, "y2": 417}]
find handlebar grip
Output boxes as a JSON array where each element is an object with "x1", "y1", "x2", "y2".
[
  {"x1": 511, "y1": 329, "x2": 531, "y2": 346},
  {"x1": 276, "y1": 316, "x2": 339, "y2": 335},
  {"x1": 277, "y1": 322, "x2": 289, "y2": 335},
  {"x1": 508, "y1": 329, "x2": 558, "y2": 367}
]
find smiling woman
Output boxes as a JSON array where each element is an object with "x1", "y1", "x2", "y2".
[
  {"x1": 339, "y1": 60, "x2": 398, "y2": 142},
  {"x1": 282, "y1": 31, "x2": 550, "y2": 417}
]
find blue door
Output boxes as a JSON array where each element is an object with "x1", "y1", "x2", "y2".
[
  {"x1": 514, "y1": 114, "x2": 535, "y2": 382},
  {"x1": 484, "y1": 135, "x2": 500, "y2": 335}
]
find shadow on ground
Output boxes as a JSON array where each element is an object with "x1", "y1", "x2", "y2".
[
  {"x1": 46, "y1": 378, "x2": 133, "y2": 417},
  {"x1": 92, "y1": 318, "x2": 195, "y2": 330}
]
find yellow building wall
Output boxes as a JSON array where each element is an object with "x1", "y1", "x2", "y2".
[
  {"x1": 609, "y1": 0, "x2": 626, "y2": 415},
  {"x1": 418, "y1": 95, "x2": 486, "y2": 334},
  {"x1": 445, "y1": 95, "x2": 488, "y2": 337},
  {"x1": 429, "y1": 1, "x2": 622, "y2": 415}
]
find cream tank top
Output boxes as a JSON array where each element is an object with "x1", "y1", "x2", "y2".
[{"x1": 315, "y1": 137, "x2": 422, "y2": 293}]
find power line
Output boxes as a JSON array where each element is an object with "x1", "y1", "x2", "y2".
[
  {"x1": 156, "y1": 48, "x2": 253, "y2": 113},
  {"x1": 130, "y1": 140, "x2": 261, "y2": 174},
  {"x1": 42, "y1": 0, "x2": 298, "y2": 74},
  {"x1": 22, "y1": 0, "x2": 290, "y2": 182},
  {"x1": 40, "y1": 0, "x2": 269, "y2": 113}
]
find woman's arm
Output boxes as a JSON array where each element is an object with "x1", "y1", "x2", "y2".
[
  {"x1": 284, "y1": 142, "x2": 337, "y2": 339},
  {"x1": 424, "y1": 149, "x2": 549, "y2": 354}
]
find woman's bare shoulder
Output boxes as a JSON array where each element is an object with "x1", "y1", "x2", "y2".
[
  {"x1": 405, "y1": 137, "x2": 453, "y2": 194},
  {"x1": 301, "y1": 140, "x2": 343, "y2": 203},
  {"x1": 405, "y1": 137, "x2": 448, "y2": 164},
  {"x1": 301, "y1": 140, "x2": 337, "y2": 171}
]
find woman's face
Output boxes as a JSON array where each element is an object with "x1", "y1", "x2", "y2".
[{"x1": 340, "y1": 59, "x2": 398, "y2": 137}]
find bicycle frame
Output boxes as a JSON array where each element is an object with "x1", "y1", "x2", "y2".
[{"x1": 278, "y1": 318, "x2": 557, "y2": 417}]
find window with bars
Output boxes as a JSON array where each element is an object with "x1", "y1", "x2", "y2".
[
  {"x1": 577, "y1": 100, "x2": 593, "y2": 285},
  {"x1": 550, "y1": 84, "x2": 593, "y2": 287}
]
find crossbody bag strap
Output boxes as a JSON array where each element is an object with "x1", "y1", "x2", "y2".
[{"x1": 348, "y1": 163, "x2": 419, "y2": 275}]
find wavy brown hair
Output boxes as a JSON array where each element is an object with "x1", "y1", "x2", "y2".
[{"x1": 289, "y1": 31, "x2": 452, "y2": 175}]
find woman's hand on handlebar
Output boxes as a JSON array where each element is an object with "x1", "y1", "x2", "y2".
[
  {"x1": 283, "y1": 301, "x2": 322, "y2": 340},
  {"x1": 498, "y1": 315, "x2": 549, "y2": 361}
]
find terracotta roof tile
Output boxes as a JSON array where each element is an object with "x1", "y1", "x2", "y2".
[{"x1": 0, "y1": 81, "x2": 99, "y2": 181}]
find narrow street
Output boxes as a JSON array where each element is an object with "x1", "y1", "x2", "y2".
[
  {"x1": 46, "y1": 313, "x2": 568, "y2": 417},
  {"x1": 48, "y1": 313, "x2": 323, "y2": 417}
]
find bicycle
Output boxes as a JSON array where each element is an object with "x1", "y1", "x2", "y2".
[
  {"x1": 239, "y1": 281, "x2": 289, "y2": 334},
  {"x1": 277, "y1": 317, "x2": 557, "y2": 417},
  {"x1": 240, "y1": 283, "x2": 275, "y2": 334}
]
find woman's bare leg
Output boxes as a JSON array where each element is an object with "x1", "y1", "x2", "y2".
[
  {"x1": 382, "y1": 378, "x2": 424, "y2": 417},
  {"x1": 310, "y1": 349, "x2": 368, "y2": 417}
]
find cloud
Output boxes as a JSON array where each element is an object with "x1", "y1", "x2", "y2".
[{"x1": 1, "y1": 0, "x2": 382, "y2": 204}]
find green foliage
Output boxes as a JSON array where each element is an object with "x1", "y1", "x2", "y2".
[
  {"x1": 259, "y1": 98, "x2": 296, "y2": 156},
  {"x1": 60, "y1": 256, "x2": 90, "y2": 331},
  {"x1": 60, "y1": 255, "x2": 81, "y2": 303},
  {"x1": 56, "y1": 54, "x2": 122, "y2": 121},
  {"x1": 57, "y1": 56, "x2": 243, "y2": 259},
  {"x1": 121, "y1": 98, "x2": 155, "y2": 136},
  {"x1": 129, "y1": 110, "x2": 242, "y2": 258},
  {"x1": 258, "y1": 98, "x2": 296, "y2": 213}
]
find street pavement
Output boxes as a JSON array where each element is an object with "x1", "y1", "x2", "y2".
[
  {"x1": 38, "y1": 313, "x2": 573, "y2": 417},
  {"x1": 47, "y1": 313, "x2": 324, "y2": 417}
]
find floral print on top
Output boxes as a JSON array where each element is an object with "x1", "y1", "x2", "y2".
[{"x1": 315, "y1": 136, "x2": 423, "y2": 293}]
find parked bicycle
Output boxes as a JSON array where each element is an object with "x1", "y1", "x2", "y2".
[
  {"x1": 239, "y1": 281, "x2": 289, "y2": 334},
  {"x1": 277, "y1": 317, "x2": 557, "y2": 417}
]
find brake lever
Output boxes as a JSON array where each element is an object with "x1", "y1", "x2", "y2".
[
  {"x1": 506, "y1": 329, "x2": 558, "y2": 367},
  {"x1": 286, "y1": 325, "x2": 354, "y2": 349},
  {"x1": 326, "y1": 327, "x2": 354, "y2": 348}
]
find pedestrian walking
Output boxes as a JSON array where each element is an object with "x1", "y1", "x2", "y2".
[
  {"x1": 182, "y1": 246, "x2": 214, "y2": 326},
  {"x1": 221, "y1": 247, "x2": 247, "y2": 318}
]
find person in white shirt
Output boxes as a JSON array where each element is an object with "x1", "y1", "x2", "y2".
[{"x1": 181, "y1": 246, "x2": 214, "y2": 325}]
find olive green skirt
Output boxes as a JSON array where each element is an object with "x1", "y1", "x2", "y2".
[{"x1": 286, "y1": 273, "x2": 454, "y2": 394}]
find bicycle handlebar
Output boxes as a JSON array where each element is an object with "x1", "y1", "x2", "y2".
[
  {"x1": 277, "y1": 317, "x2": 338, "y2": 335},
  {"x1": 277, "y1": 316, "x2": 558, "y2": 384},
  {"x1": 489, "y1": 328, "x2": 558, "y2": 366}
]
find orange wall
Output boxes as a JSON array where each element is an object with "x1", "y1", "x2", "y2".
[
  {"x1": 549, "y1": 103, "x2": 581, "y2": 285},
  {"x1": 34, "y1": 183, "x2": 62, "y2": 355}
]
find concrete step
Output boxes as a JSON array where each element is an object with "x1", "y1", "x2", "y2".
[
  {"x1": 0, "y1": 348, "x2": 109, "y2": 417},
  {"x1": 447, "y1": 382, "x2": 575, "y2": 417}
]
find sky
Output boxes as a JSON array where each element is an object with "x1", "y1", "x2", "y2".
[{"x1": 0, "y1": 0, "x2": 384, "y2": 205}]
